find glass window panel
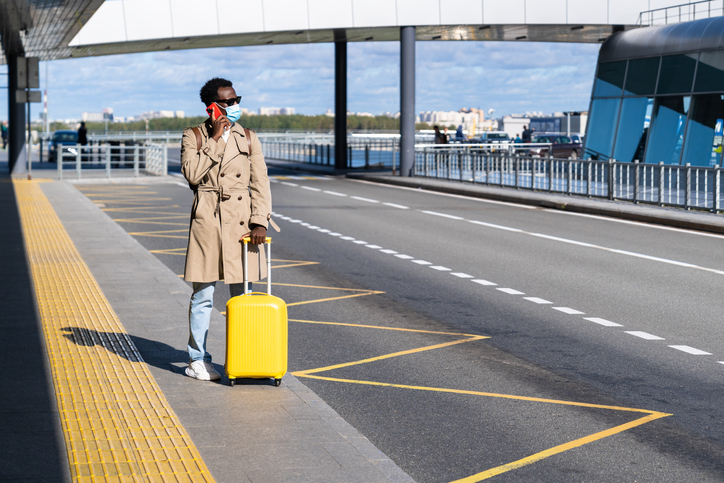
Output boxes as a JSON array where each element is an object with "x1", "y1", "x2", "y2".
[
  {"x1": 612, "y1": 97, "x2": 653, "y2": 162},
  {"x1": 694, "y1": 51, "x2": 724, "y2": 93},
  {"x1": 681, "y1": 94, "x2": 724, "y2": 167},
  {"x1": 593, "y1": 61, "x2": 626, "y2": 97},
  {"x1": 624, "y1": 57, "x2": 660, "y2": 96},
  {"x1": 657, "y1": 54, "x2": 696, "y2": 95},
  {"x1": 644, "y1": 96, "x2": 691, "y2": 165},
  {"x1": 583, "y1": 98, "x2": 621, "y2": 160}
]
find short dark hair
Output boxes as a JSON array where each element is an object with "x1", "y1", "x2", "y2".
[{"x1": 200, "y1": 77, "x2": 233, "y2": 106}]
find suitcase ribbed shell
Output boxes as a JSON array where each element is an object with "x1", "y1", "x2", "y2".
[{"x1": 225, "y1": 293, "x2": 288, "y2": 380}]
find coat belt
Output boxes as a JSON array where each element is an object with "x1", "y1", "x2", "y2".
[{"x1": 196, "y1": 185, "x2": 248, "y2": 216}]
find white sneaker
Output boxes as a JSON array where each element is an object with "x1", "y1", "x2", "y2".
[{"x1": 185, "y1": 360, "x2": 221, "y2": 381}]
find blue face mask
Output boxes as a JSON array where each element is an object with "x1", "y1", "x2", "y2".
[{"x1": 223, "y1": 103, "x2": 242, "y2": 123}]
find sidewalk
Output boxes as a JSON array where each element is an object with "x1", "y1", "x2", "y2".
[{"x1": 3, "y1": 158, "x2": 413, "y2": 483}]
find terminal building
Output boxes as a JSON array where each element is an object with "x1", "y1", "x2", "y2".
[{"x1": 584, "y1": 16, "x2": 724, "y2": 168}]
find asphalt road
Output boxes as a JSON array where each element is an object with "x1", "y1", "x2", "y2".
[{"x1": 77, "y1": 167, "x2": 724, "y2": 482}]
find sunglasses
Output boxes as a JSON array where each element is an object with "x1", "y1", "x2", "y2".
[{"x1": 215, "y1": 96, "x2": 242, "y2": 107}]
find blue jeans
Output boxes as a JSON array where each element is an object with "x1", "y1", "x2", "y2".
[{"x1": 188, "y1": 281, "x2": 249, "y2": 362}]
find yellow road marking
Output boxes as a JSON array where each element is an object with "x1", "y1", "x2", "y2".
[
  {"x1": 102, "y1": 206, "x2": 183, "y2": 213},
  {"x1": 87, "y1": 199, "x2": 173, "y2": 204},
  {"x1": 290, "y1": 319, "x2": 481, "y2": 337},
  {"x1": 150, "y1": 248, "x2": 187, "y2": 255},
  {"x1": 274, "y1": 282, "x2": 381, "y2": 292},
  {"x1": 271, "y1": 260, "x2": 319, "y2": 269},
  {"x1": 129, "y1": 229, "x2": 188, "y2": 239},
  {"x1": 450, "y1": 412, "x2": 670, "y2": 482},
  {"x1": 14, "y1": 180, "x2": 214, "y2": 482},
  {"x1": 287, "y1": 291, "x2": 382, "y2": 306},
  {"x1": 296, "y1": 336, "x2": 486, "y2": 376},
  {"x1": 291, "y1": 320, "x2": 671, "y2": 481},
  {"x1": 116, "y1": 220, "x2": 189, "y2": 227},
  {"x1": 114, "y1": 215, "x2": 189, "y2": 221}
]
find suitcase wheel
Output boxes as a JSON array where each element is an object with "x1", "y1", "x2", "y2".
[
  {"x1": 229, "y1": 378, "x2": 235, "y2": 387},
  {"x1": 274, "y1": 378, "x2": 282, "y2": 387}
]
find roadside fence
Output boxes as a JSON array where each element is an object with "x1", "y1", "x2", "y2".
[
  {"x1": 415, "y1": 146, "x2": 723, "y2": 212},
  {"x1": 259, "y1": 136, "x2": 399, "y2": 169},
  {"x1": 56, "y1": 144, "x2": 168, "y2": 180}
]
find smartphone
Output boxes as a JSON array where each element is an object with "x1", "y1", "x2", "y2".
[{"x1": 206, "y1": 103, "x2": 223, "y2": 121}]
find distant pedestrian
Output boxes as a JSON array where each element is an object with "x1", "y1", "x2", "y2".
[
  {"x1": 514, "y1": 134, "x2": 522, "y2": 143},
  {"x1": 521, "y1": 125, "x2": 532, "y2": 143},
  {"x1": 1, "y1": 122, "x2": 7, "y2": 149},
  {"x1": 77, "y1": 121, "x2": 88, "y2": 146},
  {"x1": 456, "y1": 125, "x2": 464, "y2": 141},
  {"x1": 434, "y1": 125, "x2": 448, "y2": 144}
]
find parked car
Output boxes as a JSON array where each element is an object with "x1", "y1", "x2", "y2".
[
  {"x1": 469, "y1": 131, "x2": 511, "y2": 152},
  {"x1": 48, "y1": 130, "x2": 78, "y2": 162},
  {"x1": 479, "y1": 131, "x2": 511, "y2": 144},
  {"x1": 529, "y1": 133, "x2": 582, "y2": 159}
]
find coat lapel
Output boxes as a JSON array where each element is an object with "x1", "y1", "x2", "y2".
[{"x1": 220, "y1": 124, "x2": 248, "y2": 169}]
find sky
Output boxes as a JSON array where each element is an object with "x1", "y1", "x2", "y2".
[{"x1": 1, "y1": 40, "x2": 601, "y2": 122}]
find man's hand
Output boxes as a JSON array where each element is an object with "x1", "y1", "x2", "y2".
[
  {"x1": 211, "y1": 114, "x2": 231, "y2": 141},
  {"x1": 243, "y1": 225, "x2": 267, "y2": 245}
]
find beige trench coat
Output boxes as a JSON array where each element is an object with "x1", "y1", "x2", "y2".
[{"x1": 181, "y1": 120, "x2": 271, "y2": 284}]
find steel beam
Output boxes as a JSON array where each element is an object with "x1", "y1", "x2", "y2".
[
  {"x1": 334, "y1": 39, "x2": 347, "y2": 171},
  {"x1": 399, "y1": 26, "x2": 416, "y2": 177}
]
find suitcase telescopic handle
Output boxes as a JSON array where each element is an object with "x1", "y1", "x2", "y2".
[{"x1": 242, "y1": 237, "x2": 272, "y2": 295}]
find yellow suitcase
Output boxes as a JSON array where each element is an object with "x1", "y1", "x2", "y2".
[{"x1": 225, "y1": 237, "x2": 287, "y2": 387}]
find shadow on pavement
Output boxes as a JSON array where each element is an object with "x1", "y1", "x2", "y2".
[
  {"x1": 61, "y1": 326, "x2": 278, "y2": 386},
  {"x1": 0, "y1": 163, "x2": 70, "y2": 481}
]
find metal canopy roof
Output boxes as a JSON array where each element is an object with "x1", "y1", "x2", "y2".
[
  {"x1": 0, "y1": 0, "x2": 104, "y2": 63},
  {"x1": 64, "y1": 23, "x2": 624, "y2": 60},
  {"x1": 599, "y1": 16, "x2": 724, "y2": 61}
]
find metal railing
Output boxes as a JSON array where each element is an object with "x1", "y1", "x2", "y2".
[
  {"x1": 259, "y1": 137, "x2": 401, "y2": 169},
  {"x1": 89, "y1": 132, "x2": 181, "y2": 144},
  {"x1": 415, "y1": 147, "x2": 723, "y2": 213},
  {"x1": 56, "y1": 144, "x2": 168, "y2": 180},
  {"x1": 637, "y1": 0, "x2": 723, "y2": 25}
]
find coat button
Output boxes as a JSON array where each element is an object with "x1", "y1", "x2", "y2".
[
  {"x1": 220, "y1": 173, "x2": 225, "y2": 177},
  {"x1": 238, "y1": 196, "x2": 242, "y2": 200},
  {"x1": 236, "y1": 173, "x2": 241, "y2": 178}
]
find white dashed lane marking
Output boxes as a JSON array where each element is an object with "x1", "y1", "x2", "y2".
[
  {"x1": 269, "y1": 206, "x2": 724, "y2": 366},
  {"x1": 472, "y1": 279, "x2": 497, "y2": 286},
  {"x1": 451, "y1": 273, "x2": 474, "y2": 278},
  {"x1": 669, "y1": 345, "x2": 712, "y2": 355},
  {"x1": 350, "y1": 196, "x2": 379, "y2": 203},
  {"x1": 422, "y1": 210, "x2": 465, "y2": 220},
  {"x1": 324, "y1": 190, "x2": 347, "y2": 197},
  {"x1": 553, "y1": 307, "x2": 585, "y2": 315},
  {"x1": 497, "y1": 288, "x2": 525, "y2": 295},
  {"x1": 584, "y1": 317, "x2": 623, "y2": 327},
  {"x1": 626, "y1": 331, "x2": 665, "y2": 340},
  {"x1": 524, "y1": 297, "x2": 553, "y2": 304},
  {"x1": 383, "y1": 202, "x2": 409, "y2": 209}
]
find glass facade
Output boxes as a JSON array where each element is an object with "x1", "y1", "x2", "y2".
[{"x1": 585, "y1": 50, "x2": 724, "y2": 167}]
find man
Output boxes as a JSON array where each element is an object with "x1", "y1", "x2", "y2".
[
  {"x1": 521, "y1": 125, "x2": 532, "y2": 143},
  {"x1": 434, "y1": 125, "x2": 447, "y2": 144},
  {"x1": 78, "y1": 121, "x2": 88, "y2": 145},
  {"x1": 181, "y1": 77, "x2": 272, "y2": 381}
]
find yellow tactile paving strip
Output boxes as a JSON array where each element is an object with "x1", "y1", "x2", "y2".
[{"x1": 13, "y1": 180, "x2": 214, "y2": 483}]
